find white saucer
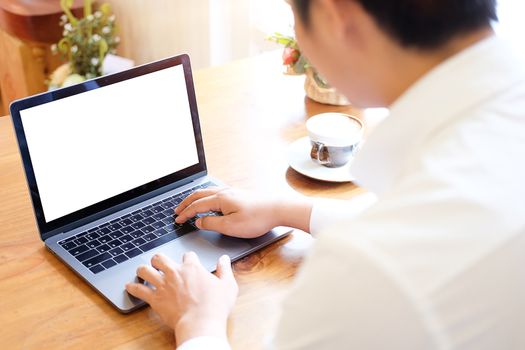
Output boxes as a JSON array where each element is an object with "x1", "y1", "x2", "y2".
[{"x1": 287, "y1": 137, "x2": 355, "y2": 183}]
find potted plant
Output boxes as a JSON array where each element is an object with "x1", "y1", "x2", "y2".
[
  {"x1": 49, "y1": 0, "x2": 119, "y2": 88},
  {"x1": 267, "y1": 32, "x2": 350, "y2": 106}
]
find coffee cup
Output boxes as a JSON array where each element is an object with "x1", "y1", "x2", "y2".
[{"x1": 306, "y1": 113, "x2": 363, "y2": 168}]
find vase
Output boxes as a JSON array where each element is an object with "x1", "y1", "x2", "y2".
[{"x1": 304, "y1": 68, "x2": 350, "y2": 106}]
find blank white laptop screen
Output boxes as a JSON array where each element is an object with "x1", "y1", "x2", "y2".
[{"x1": 20, "y1": 65, "x2": 199, "y2": 223}]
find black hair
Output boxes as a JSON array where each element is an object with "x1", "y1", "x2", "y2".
[{"x1": 293, "y1": 0, "x2": 498, "y2": 49}]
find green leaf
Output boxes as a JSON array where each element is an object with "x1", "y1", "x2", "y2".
[{"x1": 61, "y1": 0, "x2": 78, "y2": 25}]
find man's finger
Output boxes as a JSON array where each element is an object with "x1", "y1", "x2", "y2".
[
  {"x1": 216, "y1": 255, "x2": 235, "y2": 282},
  {"x1": 175, "y1": 196, "x2": 221, "y2": 223},
  {"x1": 175, "y1": 187, "x2": 222, "y2": 215},
  {"x1": 195, "y1": 215, "x2": 230, "y2": 234},
  {"x1": 125, "y1": 282, "x2": 154, "y2": 302},
  {"x1": 136, "y1": 264, "x2": 164, "y2": 288},
  {"x1": 182, "y1": 251, "x2": 200, "y2": 265},
  {"x1": 151, "y1": 253, "x2": 178, "y2": 275}
]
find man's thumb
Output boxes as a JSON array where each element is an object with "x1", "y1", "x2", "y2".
[{"x1": 216, "y1": 255, "x2": 235, "y2": 282}]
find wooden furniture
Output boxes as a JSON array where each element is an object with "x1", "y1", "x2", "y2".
[
  {"x1": 0, "y1": 0, "x2": 84, "y2": 116},
  {"x1": 0, "y1": 52, "x2": 365, "y2": 349}
]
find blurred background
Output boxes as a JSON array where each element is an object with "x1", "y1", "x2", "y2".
[{"x1": 0, "y1": 0, "x2": 523, "y2": 116}]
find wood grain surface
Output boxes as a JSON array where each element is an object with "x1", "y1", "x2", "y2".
[{"x1": 0, "y1": 51, "x2": 364, "y2": 349}]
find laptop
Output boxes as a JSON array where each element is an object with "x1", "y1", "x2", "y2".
[{"x1": 9, "y1": 54, "x2": 291, "y2": 313}]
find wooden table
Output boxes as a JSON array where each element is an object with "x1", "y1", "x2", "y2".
[{"x1": 0, "y1": 52, "x2": 364, "y2": 349}]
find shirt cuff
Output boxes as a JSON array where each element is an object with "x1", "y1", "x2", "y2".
[
  {"x1": 177, "y1": 336, "x2": 231, "y2": 350},
  {"x1": 309, "y1": 193, "x2": 377, "y2": 236}
]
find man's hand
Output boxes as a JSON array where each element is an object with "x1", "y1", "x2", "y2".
[
  {"x1": 125, "y1": 252, "x2": 238, "y2": 347},
  {"x1": 175, "y1": 187, "x2": 313, "y2": 237}
]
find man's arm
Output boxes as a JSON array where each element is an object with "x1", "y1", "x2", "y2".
[{"x1": 175, "y1": 187, "x2": 313, "y2": 237}]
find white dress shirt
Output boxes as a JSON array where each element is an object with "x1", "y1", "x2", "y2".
[{"x1": 179, "y1": 35, "x2": 525, "y2": 350}]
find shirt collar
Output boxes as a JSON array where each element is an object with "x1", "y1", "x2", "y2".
[{"x1": 351, "y1": 35, "x2": 525, "y2": 195}]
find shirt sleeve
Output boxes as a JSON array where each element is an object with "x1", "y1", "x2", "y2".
[
  {"x1": 177, "y1": 336, "x2": 231, "y2": 350},
  {"x1": 271, "y1": 232, "x2": 439, "y2": 350},
  {"x1": 309, "y1": 193, "x2": 377, "y2": 236}
]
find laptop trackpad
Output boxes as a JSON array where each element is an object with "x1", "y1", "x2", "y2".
[{"x1": 143, "y1": 230, "x2": 251, "y2": 271}]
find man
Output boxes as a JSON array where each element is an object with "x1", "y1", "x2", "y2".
[{"x1": 126, "y1": 0, "x2": 525, "y2": 348}]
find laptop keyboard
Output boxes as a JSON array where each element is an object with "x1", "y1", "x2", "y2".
[{"x1": 58, "y1": 182, "x2": 218, "y2": 274}]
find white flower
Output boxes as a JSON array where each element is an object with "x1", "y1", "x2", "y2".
[
  {"x1": 63, "y1": 30, "x2": 68, "y2": 36},
  {"x1": 109, "y1": 15, "x2": 116, "y2": 22},
  {"x1": 90, "y1": 57, "x2": 99, "y2": 66},
  {"x1": 64, "y1": 23, "x2": 73, "y2": 32},
  {"x1": 60, "y1": 14, "x2": 67, "y2": 22},
  {"x1": 51, "y1": 44, "x2": 57, "y2": 51},
  {"x1": 114, "y1": 36, "x2": 120, "y2": 43},
  {"x1": 102, "y1": 26, "x2": 111, "y2": 34},
  {"x1": 92, "y1": 34, "x2": 101, "y2": 42},
  {"x1": 95, "y1": 11, "x2": 102, "y2": 18},
  {"x1": 71, "y1": 45, "x2": 78, "y2": 53},
  {"x1": 86, "y1": 14, "x2": 94, "y2": 21}
]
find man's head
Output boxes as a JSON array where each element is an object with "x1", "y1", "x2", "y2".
[{"x1": 291, "y1": 0, "x2": 497, "y2": 107}]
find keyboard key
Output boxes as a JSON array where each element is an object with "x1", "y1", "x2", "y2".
[
  {"x1": 86, "y1": 232, "x2": 100, "y2": 240},
  {"x1": 129, "y1": 230, "x2": 142, "y2": 239},
  {"x1": 98, "y1": 234, "x2": 111, "y2": 244},
  {"x1": 162, "y1": 217, "x2": 174, "y2": 225},
  {"x1": 152, "y1": 221, "x2": 165, "y2": 229},
  {"x1": 74, "y1": 237, "x2": 88, "y2": 245},
  {"x1": 125, "y1": 248, "x2": 142, "y2": 259},
  {"x1": 143, "y1": 217, "x2": 155, "y2": 225},
  {"x1": 108, "y1": 239, "x2": 123, "y2": 248},
  {"x1": 109, "y1": 230, "x2": 124, "y2": 239},
  {"x1": 68, "y1": 244, "x2": 89, "y2": 256},
  {"x1": 143, "y1": 233, "x2": 157, "y2": 241},
  {"x1": 109, "y1": 247, "x2": 124, "y2": 257},
  {"x1": 121, "y1": 218, "x2": 133, "y2": 226},
  {"x1": 121, "y1": 242, "x2": 135, "y2": 251},
  {"x1": 132, "y1": 237, "x2": 146, "y2": 246},
  {"x1": 83, "y1": 252, "x2": 112, "y2": 268},
  {"x1": 142, "y1": 225, "x2": 155, "y2": 233},
  {"x1": 108, "y1": 223, "x2": 122, "y2": 231},
  {"x1": 121, "y1": 226, "x2": 134, "y2": 234},
  {"x1": 87, "y1": 240, "x2": 102, "y2": 249},
  {"x1": 142, "y1": 209, "x2": 154, "y2": 217},
  {"x1": 131, "y1": 221, "x2": 145, "y2": 230},
  {"x1": 87, "y1": 227, "x2": 99, "y2": 233},
  {"x1": 101, "y1": 259, "x2": 117, "y2": 269},
  {"x1": 140, "y1": 232, "x2": 179, "y2": 252},
  {"x1": 97, "y1": 244, "x2": 111, "y2": 253},
  {"x1": 76, "y1": 248, "x2": 99, "y2": 262},
  {"x1": 99, "y1": 227, "x2": 111, "y2": 234},
  {"x1": 160, "y1": 202, "x2": 172, "y2": 210},
  {"x1": 155, "y1": 228, "x2": 168, "y2": 236},
  {"x1": 130, "y1": 213, "x2": 144, "y2": 222},
  {"x1": 120, "y1": 234, "x2": 133, "y2": 243},
  {"x1": 151, "y1": 206, "x2": 163, "y2": 214},
  {"x1": 61, "y1": 241, "x2": 77, "y2": 250},
  {"x1": 90, "y1": 265, "x2": 105, "y2": 274},
  {"x1": 114, "y1": 254, "x2": 128, "y2": 263},
  {"x1": 153, "y1": 212, "x2": 166, "y2": 220}
]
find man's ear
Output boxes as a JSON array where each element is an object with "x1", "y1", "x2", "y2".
[{"x1": 316, "y1": 0, "x2": 366, "y2": 47}]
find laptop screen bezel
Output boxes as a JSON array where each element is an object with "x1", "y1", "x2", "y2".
[{"x1": 10, "y1": 54, "x2": 207, "y2": 240}]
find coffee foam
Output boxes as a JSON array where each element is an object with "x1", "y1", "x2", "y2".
[{"x1": 307, "y1": 113, "x2": 363, "y2": 147}]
